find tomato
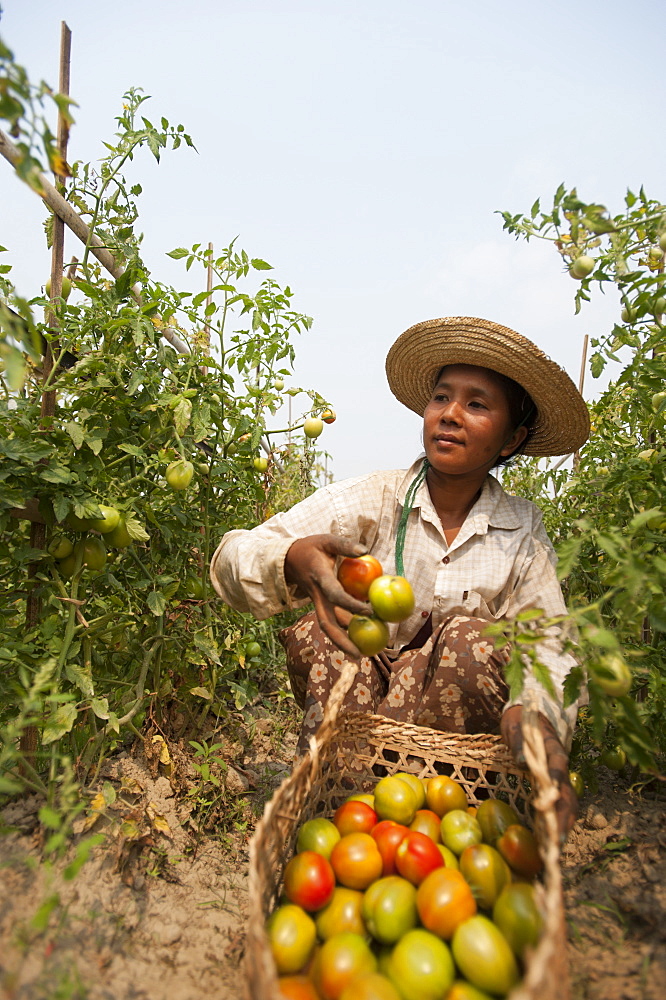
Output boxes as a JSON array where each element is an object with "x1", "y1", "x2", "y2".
[
  {"x1": 105, "y1": 517, "x2": 133, "y2": 548},
  {"x1": 46, "y1": 275, "x2": 72, "y2": 300},
  {"x1": 492, "y1": 882, "x2": 543, "y2": 958},
  {"x1": 446, "y1": 982, "x2": 494, "y2": 1000},
  {"x1": 310, "y1": 932, "x2": 376, "y2": 1000},
  {"x1": 86, "y1": 504, "x2": 120, "y2": 534},
  {"x1": 373, "y1": 776, "x2": 418, "y2": 825},
  {"x1": 347, "y1": 616, "x2": 389, "y2": 657},
  {"x1": 339, "y1": 972, "x2": 401, "y2": 1000},
  {"x1": 57, "y1": 553, "x2": 78, "y2": 579},
  {"x1": 304, "y1": 417, "x2": 324, "y2": 439},
  {"x1": 437, "y1": 844, "x2": 459, "y2": 870},
  {"x1": 459, "y1": 844, "x2": 511, "y2": 910},
  {"x1": 315, "y1": 887, "x2": 366, "y2": 940},
  {"x1": 337, "y1": 555, "x2": 383, "y2": 600},
  {"x1": 321, "y1": 409, "x2": 336, "y2": 424},
  {"x1": 599, "y1": 746, "x2": 627, "y2": 770},
  {"x1": 274, "y1": 379, "x2": 285, "y2": 391},
  {"x1": 48, "y1": 534, "x2": 73, "y2": 560},
  {"x1": 475, "y1": 799, "x2": 519, "y2": 846},
  {"x1": 253, "y1": 456, "x2": 269, "y2": 473},
  {"x1": 66, "y1": 511, "x2": 93, "y2": 531},
  {"x1": 226, "y1": 440, "x2": 238, "y2": 456},
  {"x1": 652, "y1": 391, "x2": 666, "y2": 411},
  {"x1": 185, "y1": 577, "x2": 205, "y2": 599},
  {"x1": 267, "y1": 903, "x2": 317, "y2": 975},
  {"x1": 451, "y1": 915, "x2": 519, "y2": 996},
  {"x1": 165, "y1": 459, "x2": 194, "y2": 490},
  {"x1": 440, "y1": 810, "x2": 482, "y2": 855},
  {"x1": 409, "y1": 809, "x2": 442, "y2": 843},
  {"x1": 496, "y1": 824, "x2": 543, "y2": 879},
  {"x1": 371, "y1": 820, "x2": 410, "y2": 876},
  {"x1": 330, "y1": 833, "x2": 383, "y2": 891},
  {"x1": 74, "y1": 536, "x2": 107, "y2": 572},
  {"x1": 569, "y1": 771, "x2": 585, "y2": 797},
  {"x1": 334, "y1": 801, "x2": 378, "y2": 836},
  {"x1": 395, "y1": 831, "x2": 444, "y2": 886},
  {"x1": 140, "y1": 415, "x2": 164, "y2": 441},
  {"x1": 660, "y1": 232, "x2": 666, "y2": 253},
  {"x1": 347, "y1": 793, "x2": 375, "y2": 808},
  {"x1": 277, "y1": 975, "x2": 320, "y2": 1000},
  {"x1": 362, "y1": 875, "x2": 418, "y2": 944},
  {"x1": 297, "y1": 818, "x2": 341, "y2": 859},
  {"x1": 393, "y1": 772, "x2": 426, "y2": 810},
  {"x1": 418, "y1": 866, "x2": 477, "y2": 941},
  {"x1": 569, "y1": 255, "x2": 595, "y2": 279},
  {"x1": 283, "y1": 850, "x2": 335, "y2": 912},
  {"x1": 591, "y1": 654, "x2": 632, "y2": 696},
  {"x1": 245, "y1": 641, "x2": 262, "y2": 658},
  {"x1": 425, "y1": 775, "x2": 468, "y2": 817},
  {"x1": 386, "y1": 928, "x2": 455, "y2": 1000},
  {"x1": 368, "y1": 576, "x2": 415, "y2": 623}
]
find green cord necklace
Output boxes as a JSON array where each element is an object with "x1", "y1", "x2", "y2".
[{"x1": 394, "y1": 458, "x2": 429, "y2": 576}]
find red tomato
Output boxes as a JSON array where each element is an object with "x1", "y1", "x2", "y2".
[
  {"x1": 459, "y1": 843, "x2": 511, "y2": 910},
  {"x1": 333, "y1": 800, "x2": 378, "y2": 836},
  {"x1": 416, "y1": 867, "x2": 477, "y2": 940},
  {"x1": 267, "y1": 903, "x2": 317, "y2": 974},
  {"x1": 361, "y1": 875, "x2": 418, "y2": 944},
  {"x1": 283, "y1": 850, "x2": 335, "y2": 912},
  {"x1": 371, "y1": 820, "x2": 410, "y2": 876},
  {"x1": 496, "y1": 824, "x2": 543, "y2": 879},
  {"x1": 451, "y1": 915, "x2": 519, "y2": 996},
  {"x1": 475, "y1": 799, "x2": 519, "y2": 846},
  {"x1": 296, "y1": 818, "x2": 341, "y2": 859},
  {"x1": 337, "y1": 555, "x2": 383, "y2": 600},
  {"x1": 310, "y1": 932, "x2": 377, "y2": 1000},
  {"x1": 330, "y1": 833, "x2": 383, "y2": 891},
  {"x1": 492, "y1": 882, "x2": 543, "y2": 958},
  {"x1": 368, "y1": 575, "x2": 415, "y2": 623},
  {"x1": 425, "y1": 775, "x2": 468, "y2": 817},
  {"x1": 277, "y1": 975, "x2": 320, "y2": 1000},
  {"x1": 409, "y1": 809, "x2": 442, "y2": 843},
  {"x1": 315, "y1": 887, "x2": 366, "y2": 941},
  {"x1": 395, "y1": 830, "x2": 444, "y2": 886},
  {"x1": 386, "y1": 929, "x2": 455, "y2": 1000},
  {"x1": 339, "y1": 972, "x2": 402, "y2": 1000}
]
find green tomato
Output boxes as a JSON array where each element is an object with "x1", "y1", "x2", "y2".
[
  {"x1": 303, "y1": 417, "x2": 324, "y2": 439},
  {"x1": 58, "y1": 553, "x2": 78, "y2": 579},
  {"x1": 599, "y1": 746, "x2": 627, "y2": 770},
  {"x1": 659, "y1": 232, "x2": 666, "y2": 253},
  {"x1": 253, "y1": 456, "x2": 268, "y2": 473},
  {"x1": 226, "y1": 441, "x2": 237, "y2": 456},
  {"x1": 386, "y1": 929, "x2": 455, "y2": 1000},
  {"x1": 569, "y1": 255, "x2": 595, "y2": 279},
  {"x1": 591, "y1": 654, "x2": 632, "y2": 696},
  {"x1": 368, "y1": 575, "x2": 415, "y2": 623},
  {"x1": 652, "y1": 391, "x2": 666, "y2": 411},
  {"x1": 274, "y1": 379, "x2": 285, "y2": 391},
  {"x1": 297, "y1": 818, "x2": 341, "y2": 860},
  {"x1": 440, "y1": 810, "x2": 482, "y2": 855},
  {"x1": 46, "y1": 275, "x2": 72, "y2": 300},
  {"x1": 451, "y1": 915, "x2": 519, "y2": 996},
  {"x1": 492, "y1": 882, "x2": 543, "y2": 959},
  {"x1": 165, "y1": 459, "x2": 194, "y2": 490},
  {"x1": 569, "y1": 771, "x2": 585, "y2": 798},
  {"x1": 362, "y1": 875, "x2": 418, "y2": 945},
  {"x1": 347, "y1": 615, "x2": 389, "y2": 657},
  {"x1": 185, "y1": 577, "x2": 205, "y2": 599},
  {"x1": 245, "y1": 641, "x2": 262, "y2": 658},
  {"x1": 74, "y1": 536, "x2": 107, "y2": 572},
  {"x1": 48, "y1": 534, "x2": 74, "y2": 560},
  {"x1": 105, "y1": 517, "x2": 133, "y2": 548},
  {"x1": 88, "y1": 504, "x2": 120, "y2": 534}
]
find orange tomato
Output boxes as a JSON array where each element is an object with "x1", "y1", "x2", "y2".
[
  {"x1": 330, "y1": 833, "x2": 383, "y2": 890},
  {"x1": 310, "y1": 932, "x2": 377, "y2": 1000},
  {"x1": 315, "y1": 887, "x2": 366, "y2": 941},
  {"x1": 416, "y1": 867, "x2": 477, "y2": 940},
  {"x1": 277, "y1": 975, "x2": 320, "y2": 1000},
  {"x1": 409, "y1": 809, "x2": 442, "y2": 843},
  {"x1": 425, "y1": 775, "x2": 468, "y2": 817},
  {"x1": 333, "y1": 800, "x2": 378, "y2": 836},
  {"x1": 371, "y1": 820, "x2": 410, "y2": 876}
]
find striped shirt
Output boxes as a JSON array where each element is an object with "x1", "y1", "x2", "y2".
[{"x1": 210, "y1": 458, "x2": 582, "y2": 745}]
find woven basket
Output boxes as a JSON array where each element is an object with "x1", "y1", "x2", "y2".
[{"x1": 245, "y1": 669, "x2": 569, "y2": 1000}]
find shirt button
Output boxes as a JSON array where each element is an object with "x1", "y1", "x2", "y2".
[
  {"x1": 421, "y1": 610, "x2": 429, "y2": 618},
  {"x1": 442, "y1": 556, "x2": 450, "y2": 564}
]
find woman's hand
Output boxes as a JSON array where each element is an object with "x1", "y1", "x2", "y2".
[
  {"x1": 285, "y1": 534, "x2": 373, "y2": 658},
  {"x1": 500, "y1": 705, "x2": 578, "y2": 842}
]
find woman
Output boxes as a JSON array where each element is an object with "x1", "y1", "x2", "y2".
[{"x1": 210, "y1": 316, "x2": 590, "y2": 839}]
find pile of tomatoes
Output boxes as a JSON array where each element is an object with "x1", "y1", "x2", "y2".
[
  {"x1": 337, "y1": 556, "x2": 416, "y2": 657},
  {"x1": 266, "y1": 771, "x2": 544, "y2": 1000}
]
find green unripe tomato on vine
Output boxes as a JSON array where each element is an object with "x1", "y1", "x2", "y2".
[
  {"x1": 48, "y1": 534, "x2": 74, "y2": 560},
  {"x1": 274, "y1": 379, "x2": 285, "y2": 391},
  {"x1": 245, "y1": 641, "x2": 262, "y2": 658},
  {"x1": 569, "y1": 255, "x2": 595, "y2": 279},
  {"x1": 46, "y1": 275, "x2": 72, "y2": 300},
  {"x1": 88, "y1": 504, "x2": 121, "y2": 534},
  {"x1": 659, "y1": 232, "x2": 666, "y2": 253},
  {"x1": 165, "y1": 459, "x2": 194, "y2": 490},
  {"x1": 253, "y1": 456, "x2": 269, "y2": 473},
  {"x1": 652, "y1": 391, "x2": 666, "y2": 411},
  {"x1": 74, "y1": 536, "x2": 107, "y2": 572},
  {"x1": 304, "y1": 417, "x2": 324, "y2": 439}
]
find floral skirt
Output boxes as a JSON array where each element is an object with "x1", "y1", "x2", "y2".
[{"x1": 279, "y1": 611, "x2": 510, "y2": 757}]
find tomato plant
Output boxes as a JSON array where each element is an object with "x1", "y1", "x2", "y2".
[
  {"x1": 368, "y1": 575, "x2": 415, "y2": 623},
  {"x1": 337, "y1": 555, "x2": 383, "y2": 601}
]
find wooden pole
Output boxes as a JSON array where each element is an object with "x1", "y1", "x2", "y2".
[
  {"x1": 21, "y1": 22, "x2": 72, "y2": 767},
  {"x1": 200, "y1": 241, "x2": 213, "y2": 376}
]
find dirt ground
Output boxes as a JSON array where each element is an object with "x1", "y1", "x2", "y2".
[{"x1": 0, "y1": 723, "x2": 664, "y2": 1000}]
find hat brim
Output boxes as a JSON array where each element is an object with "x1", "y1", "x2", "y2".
[{"x1": 385, "y1": 316, "x2": 590, "y2": 457}]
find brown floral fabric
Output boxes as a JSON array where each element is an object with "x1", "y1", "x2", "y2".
[{"x1": 279, "y1": 611, "x2": 510, "y2": 757}]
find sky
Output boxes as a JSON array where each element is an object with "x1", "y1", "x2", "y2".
[{"x1": 2, "y1": 0, "x2": 664, "y2": 481}]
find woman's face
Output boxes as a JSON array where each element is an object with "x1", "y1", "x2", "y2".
[{"x1": 423, "y1": 364, "x2": 528, "y2": 477}]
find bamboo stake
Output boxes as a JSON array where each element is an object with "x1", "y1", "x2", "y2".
[
  {"x1": 200, "y1": 241, "x2": 213, "y2": 376},
  {"x1": 0, "y1": 130, "x2": 190, "y2": 356},
  {"x1": 572, "y1": 334, "x2": 588, "y2": 470}
]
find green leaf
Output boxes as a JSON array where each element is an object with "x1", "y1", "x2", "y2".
[
  {"x1": 38, "y1": 805, "x2": 62, "y2": 830},
  {"x1": 147, "y1": 590, "x2": 166, "y2": 616},
  {"x1": 40, "y1": 463, "x2": 73, "y2": 484},
  {"x1": 42, "y1": 703, "x2": 78, "y2": 745},
  {"x1": 91, "y1": 696, "x2": 110, "y2": 720},
  {"x1": 125, "y1": 515, "x2": 149, "y2": 542},
  {"x1": 64, "y1": 834, "x2": 105, "y2": 881},
  {"x1": 173, "y1": 396, "x2": 192, "y2": 436},
  {"x1": 65, "y1": 661, "x2": 94, "y2": 698},
  {"x1": 189, "y1": 686, "x2": 213, "y2": 700},
  {"x1": 31, "y1": 894, "x2": 60, "y2": 932},
  {"x1": 556, "y1": 536, "x2": 582, "y2": 580}
]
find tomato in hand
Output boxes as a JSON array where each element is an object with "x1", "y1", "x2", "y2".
[
  {"x1": 296, "y1": 818, "x2": 341, "y2": 859},
  {"x1": 315, "y1": 886, "x2": 366, "y2": 940},
  {"x1": 452, "y1": 915, "x2": 519, "y2": 996},
  {"x1": 338, "y1": 555, "x2": 383, "y2": 600},
  {"x1": 330, "y1": 833, "x2": 383, "y2": 891},
  {"x1": 283, "y1": 850, "x2": 335, "y2": 912},
  {"x1": 496, "y1": 824, "x2": 543, "y2": 879},
  {"x1": 347, "y1": 615, "x2": 389, "y2": 657},
  {"x1": 368, "y1": 575, "x2": 415, "y2": 623},
  {"x1": 333, "y1": 800, "x2": 378, "y2": 836},
  {"x1": 386, "y1": 928, "x2": 455, "y2": 1000},
  {"x1": 267, "y1": 903, "x2": 317, "y2": 974},
  {"x1": 395, "y1": 831, "x2": 444, "y2": 886},
  {"x1": 371, "y1": 820, "x2": 410, "y2": 876},
  {"x1": 362, "y1": 875, "x2": 418, "y2": 944},
  {"x1": 310, "y1": 932, "x2": 376, "y2": 1000},
  {"x1": 459, "y1": 843, "x2": 512, "y2": 910},
  {"x1": 416, "y1": 866, "x2": 477, "y2": 940}
]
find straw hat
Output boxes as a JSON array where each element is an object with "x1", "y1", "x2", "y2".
[{"x1": 385, "y1": 316, "x2": 590, "y2": 457}]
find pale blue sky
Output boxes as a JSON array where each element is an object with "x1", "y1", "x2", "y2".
[{"x1": 2, "y1": 1, "x2": 663, "y2": 478}]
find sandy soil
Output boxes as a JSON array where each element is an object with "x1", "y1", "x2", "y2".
[{"x1": 0, "y1": 728, "x2": 664, "y2": 1000}]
